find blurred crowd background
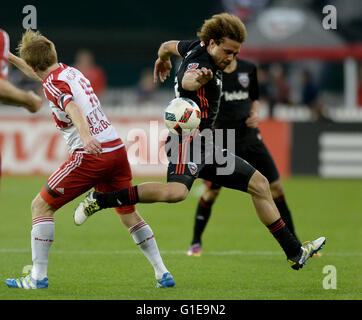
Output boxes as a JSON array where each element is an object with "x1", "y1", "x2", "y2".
[{"x1": 2, "y1": 0, "x2": 362, "y2": 121}]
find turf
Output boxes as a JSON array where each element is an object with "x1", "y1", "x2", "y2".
[{"x1": 0, "y1": 175, "x2": 361, "y2": 300}]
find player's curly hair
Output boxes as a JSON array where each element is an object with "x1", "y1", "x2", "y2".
[
  {"x1": 197, "y1": 13, "x2": 247, "y2": 45},
  {"x1": 18, "y1": 29, "x2": 57, "y2": 71}
]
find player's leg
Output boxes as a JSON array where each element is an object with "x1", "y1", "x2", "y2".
[
  {"x1": 30, "y1": 194, "x2": 55, "y2": 282},
  {"x1": 241, "y1": 141, "x2": 299, "y2": 240},
  {"x1": 79, "y1": 146, "x2": 175, "y2": 287},
  {"x1": 74, "y1": 160, "x2": 195, "y2": 220},
  {"x1": 118, "y1": 209, "x2": 175, "y2": 288},
  {"x1": 6, "y1": 152, "x2": 93, "y2": 289},
  {"x1": 269, "y1": 179, "x2": 297, "y2": 239},
  {"x1": 200, "y1": 149, "x2": 325, "y2": 269},
  {"x1": 5, "y1": 193, "x2": 55, "y2": 289},
  {"x1": 188, "y1": 181, "x2": 221, "y2": 256},
  {"x1": 78, "y1": 180, "x2": 189, "y2": 212}
]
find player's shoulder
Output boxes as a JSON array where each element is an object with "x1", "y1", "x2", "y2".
[
  {"x1": 56, "y1": 64, "x2": 83, "y2": 83},
  {"x1": 43, "y1": 64, "x2": 75, "y2": 97},
  {"x1": 182, "y1": 40, "x2": 207, "y2": 59},
  {"x1": 236, "y1": 58, "x2": 257, "y2": 72}
]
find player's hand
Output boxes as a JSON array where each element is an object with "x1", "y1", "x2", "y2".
[
  {"x1": 82, "y1": 136, "x2": 102, "y2": 156},
  {"x1": 154, "y1": 58, "x2": 172, "y2": 83},
  {"x1": 195, "y1": 67, "x2": 213, "y2": 86},
  {"x1": 26, "y1": 90, "x2": 42, "y2": 113},
  {"x1": 245, "y1": 110, "x2": 259, "y2": 128}
]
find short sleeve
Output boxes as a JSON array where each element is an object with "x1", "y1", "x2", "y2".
[
  {"x1": 43, "y1": 79, "x2": 74, "y2": 110},
  {"x1": 176, "y1": 40, "x2": 200, "y2": 58}
]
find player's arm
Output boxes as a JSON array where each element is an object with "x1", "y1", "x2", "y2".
[
  {"x1": 245, "y1": 100, "x2": 260, "y2": 128},
  {"x1": 0, "y1": 78, "x2": 42, "y2": 113},
  {"x1": 8, "y1": 52, "x2": 42, "y2": 82},
  {"x1": 65, "y1": 101, "x2": 102, "y2": 156},
  {"x1": 154, "y1": 41, "x2": 180, "y2": 83},
  {"x1": 182, "y1": 67, "x2": 213, "y2": 91}
]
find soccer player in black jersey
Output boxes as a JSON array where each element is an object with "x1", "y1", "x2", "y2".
[
  {"x1": 75, "y1": 13, "x2": 325, "y2": 270},
  {"x1": 187, "y1": 57, "x2": 300, "y2": 257}
]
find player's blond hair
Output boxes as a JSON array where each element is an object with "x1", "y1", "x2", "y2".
[
  {"x1": 18, "y1": 29, "x2": 58, "y2": 71},
  {"x1": 197, "y1": 13, "x2": 247, "y2": 45}
]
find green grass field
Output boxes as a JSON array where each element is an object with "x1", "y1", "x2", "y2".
[{"x1": 0, "y1": 175, "x2": 361, "y2": 300}]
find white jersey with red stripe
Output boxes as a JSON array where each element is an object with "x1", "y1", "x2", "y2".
[
  {"x1": 0, "y1": 29, "x2": 10, "y2": 80},
  {"x1": 42, "y1": 63, "x2": 120, "y2": 154}
]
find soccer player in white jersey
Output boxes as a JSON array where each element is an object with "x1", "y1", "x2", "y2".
[{"x1": 5, "y1": 30, "x2": 175, "y2": 289}]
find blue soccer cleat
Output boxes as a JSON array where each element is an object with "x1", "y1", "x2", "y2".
[
  {"x1": 155, "y1": 272, "x2": 175, "y2": 288},
  {"x1": 5, "y1": 274, "x2": 48, "y2": 289}
]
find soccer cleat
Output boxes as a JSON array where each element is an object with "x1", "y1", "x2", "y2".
[
  {"x1": 187, "y1": 243, "x2": 202, "y2": 257},
  {"x1": 5, "y1": 274, "x2": 48, "y2": 289},
  {"x1": 155, "y1": 272, "x2": 175, "y2": 288},
  {"x1": 74, "y1": 191, "x2": 101, "y2": 226},
  {"x1": 288, "y1": 236, "x2": 326, "y2": 270}
]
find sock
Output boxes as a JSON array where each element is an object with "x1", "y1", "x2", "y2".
[
  {"x1": 129, "y1": 220, "x2": 168, "y2": 280},
  {"x1": 31, "y1": 217, "x2": 55, "y2": 280},
  {"x1": 274, "y1": 195, "x2": 299, "y2": 242},
  {"x1": 267, "y1": 218, "x2": 301, "y2": 259},
  {"x1": 191, "y1": 197, "x2": 214, "y2": 245},
  {"x1": 96, "y1": 186, "x2": 139, "y2": 208}
]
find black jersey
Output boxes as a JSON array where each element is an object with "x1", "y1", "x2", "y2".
[
  {"x1": 215, "y1": 59, "x2": 260, "y2": 143},
  {"x1": 175, "y1": 40, "x2": 223, "y2": 131}
]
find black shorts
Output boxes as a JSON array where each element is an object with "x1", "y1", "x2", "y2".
[
  {"x1": 205, "y1": 139, "x2": 279, "y2": 190},
  {"x1": 165, "y1": 131, "x2": 256, "y2": 192}
]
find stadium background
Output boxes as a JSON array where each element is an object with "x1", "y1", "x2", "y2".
[
  {"x1": 1, "y1": 0, "x2": 362, "y2": 178},
  {"x1": 0, "y1": 0, "x2": 361, "y2": 301}
]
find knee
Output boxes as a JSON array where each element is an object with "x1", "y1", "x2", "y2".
[
  {"x1": 202, "y1": 188, "x2": 220, "y2": 202},
  {"x1": 248, "y1": 171, "x2": 271, "y2": 198},
  {"x1": 31, "y1": 194, "x2": 52, "y2": 217},
  {"x1": 31, "y1": 195, "x2": 41, "y2": 214},
  {"x1": 165, "y1": 183, "x2": 189, "y2": 203},
  {"x1": 270, "y1": 180, "x2": 284, "y2": 199},
  {"x1": 119, "y1": 210, "x2": 142, "y2": 229}
]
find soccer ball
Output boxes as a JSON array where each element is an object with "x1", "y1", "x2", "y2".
[{"x1": 164, "y1": 97, "x2": 201, "y2": 135}]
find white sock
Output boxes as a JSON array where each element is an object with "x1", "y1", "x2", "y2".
[
  {"x1": 129, "y1": 221, "x2": 168, "y2": 280},
  {"x1": 31, "y1": 217, "x2": 55, "y2": 280}
]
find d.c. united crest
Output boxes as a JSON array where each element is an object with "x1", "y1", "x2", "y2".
[
  {"x1": 187, "y1": 162, "x2": 198, "y2": 175},
  {"x1": 238, "y1": 73, "x2": 249, "y2": 88}
]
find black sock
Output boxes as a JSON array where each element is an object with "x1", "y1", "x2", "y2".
[
  {"x1": 274, "y1": 195, "x2": 300, "y2": 243},
  {"x1": 95, "y1": 186, "x2": 139, "y2": 208},
  {"x1": 267, "y1": 218, "x2": 301, "y2": 258},
  {"x1": 191, "y1": 197, "x2": 214, "y2": 245}
]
